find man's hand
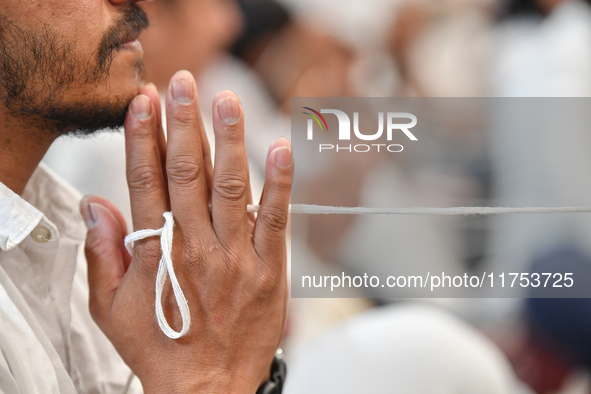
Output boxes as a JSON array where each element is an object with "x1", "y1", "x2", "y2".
[{"x1": 80, "y1": 70, "x2": 291, "y2": 393}]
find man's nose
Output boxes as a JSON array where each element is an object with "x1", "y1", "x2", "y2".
[{"x1": 109, "y1": 0, "x2": 152, "y2": 5}]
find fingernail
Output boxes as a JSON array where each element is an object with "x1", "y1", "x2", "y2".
[
  {"x1": 274, "y1": 146, "x2": 292, "y2": 168},
  {"x1": 217, "y1": 97, "x2": 241, "y2": 125},
  {"x1": 171, "y1": 78, "x2": 194, "y2": 104},
  {"x1": 131, "y1": 95, "x2": 152, "y2": 120},
  {"x1": 82, "y1": 203, "x2": 99, "y2": 230}
]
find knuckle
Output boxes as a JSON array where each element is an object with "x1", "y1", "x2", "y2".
[
  {"x1": 213, "y1": 173, "x2": 247, "y2": 202},
  {"x1": 167, "y1": 155, "x2": 202, "y2": 186},
  {"x1": 181, "y1": 237, "x2": 207, "y2": 274},
  {"x1": 170, "y1": 106, "x2": 199, "y2": 129},
  {"x1": 259, "y1": 205, "x2": 288, "y2": 233},
  {"x1": 127, "y1": 120, "x2": 155, "y2": 138},
  {"x1": 218, "y1": 249, "x2": 242, "y2": 279},
  {"x1": 271, "y1": 172, "x2": 293, "y2": 191},
  {"x1": 216, "y1": 125, "x2": 244, "y2": 143},
  {"x1": 221, "y1": 260, "x2": 240, "y2": 280},
  {"x1": 127, "y1": 163, "x2": 161, "y2": 193},
  {"x1": 136, "y1": 241, "x2": 164, "y2": 263},
  {"x1": 255, "y1": 269, "x2": 280, "y2": 296},
  {"x1": 130, "y1": 239, "x2": 165, "y2": 277},
  {"x1": 216, "y1": 249, "x2": 281, "y2": 297}
]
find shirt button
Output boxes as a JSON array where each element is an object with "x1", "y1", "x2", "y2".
[{"x1": 31, "y1": 226, "x2": 51, "y2": 244}]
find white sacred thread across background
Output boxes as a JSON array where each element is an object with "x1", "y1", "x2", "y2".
[
  {"x1": 125, "y1": 204, "x2": 591, "y2": 339},
  {"x1": 249, "y1": 204, "x2": 591, "y2": 215}
]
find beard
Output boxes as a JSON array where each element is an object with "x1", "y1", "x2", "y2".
[{"x1": 0, "y1": 3, "x2": 149, "y2": 136}]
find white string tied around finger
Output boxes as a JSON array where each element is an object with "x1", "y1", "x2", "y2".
[
  {"x1": 124, "y1": 204, "x2": 591, "y2": 340},
  {"x1": 125, "y1": 212, "x2": 190, "y2": 339}
]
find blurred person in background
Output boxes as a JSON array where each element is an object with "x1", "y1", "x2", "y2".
[
  {"x1": 232, "y1": 1, "x2": 356, "y2": 107},
  {"x1": 386, "y1": 0, "x2": 494, "y2": 97},
  {"x1": 377, "y1": 1, "x2": 591, "y2": 392},
  {"x1": 492, "y1": 0, "x2": 591, "y2": 96},
  {"x1": 140, "y1": 0, "x2": 244, "y2": 89},
  {"x1": 382, "y1": 1, "x2": 591, "y2": 393},
  {"x1": 487, "y1": 0, "x2": 591, "y2": 393},
  {"x1": 284, "y1": 303, "x2": 532, "y2": 394},
  {"x1": 198, "y1": 0, "x2": 357, "y2": 174},
  {"x1": 290, "y1": 0, "x2": 494, "y2": 309}
]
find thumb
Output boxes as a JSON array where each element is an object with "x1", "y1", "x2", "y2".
[{"x1": 80, "y1": 198, "x2": 127, "y2": 322}]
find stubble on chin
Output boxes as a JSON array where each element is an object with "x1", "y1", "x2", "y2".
[{"x1": 0, "y1": 4, "x2": 149, "y2": 136}]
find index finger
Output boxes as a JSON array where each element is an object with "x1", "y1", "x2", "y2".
[
  {"x1": 140, "y1": 82, "x2": 169, "y2": 205},
  {"x1": 125, "y1": 94, "x2": 169, "y2": 234}
]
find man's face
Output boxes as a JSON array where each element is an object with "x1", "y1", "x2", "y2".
[{"x1": 0, "y1": 0, "x2": 149, "y2": 135}]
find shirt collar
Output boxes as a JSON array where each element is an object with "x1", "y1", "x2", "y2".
[
  {"x1": 0, "y1": 164, "x2": 71, "y2": 252},
  {"x1": 0, "y1": 181, "x2": 50, "y2": 252}
]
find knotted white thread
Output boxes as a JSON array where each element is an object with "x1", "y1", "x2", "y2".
[
  {"x1": 124, "y1": 212, "x2": 190, "y2": 339},
  {"x1": 124, "y1": 204, "x2": 591, "y2": 339}
]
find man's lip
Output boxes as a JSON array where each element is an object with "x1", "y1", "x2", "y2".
[
  {"x1": 121, "y1": 39, "x2": 143, "y2": 52},
  {"x1": 120, "y1": 30, "x2": 142, "y2": 46}
]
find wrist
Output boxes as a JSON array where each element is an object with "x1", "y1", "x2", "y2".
[
  {"x1": 141, "y1": 369, "x2": 260, "y2": 394},
  {"x1": 256, "y1": 351, "x2": 286, "y2": 394}
]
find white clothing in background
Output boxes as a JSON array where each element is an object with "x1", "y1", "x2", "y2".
[
  {"x1": 486, "y1": 0, "x2": 591, "y2": 285},
  {"x1": 491, "y1": 0, "x2": 591, "y2": 97},
  {"x1": 43, "y1": 131, "x2": 133, "y2": 227},
  {"x1": 284, "y1": 304, "x2": 532, "y2": 394}
]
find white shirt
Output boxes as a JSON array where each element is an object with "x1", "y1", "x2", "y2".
[
  {"x1": 0, "y1": 164, "x2": 142, "y2": 394},
  {"x1": 485, "y1": 0, "x2": 591, "y2": 310},
  {"x1": 491, "y1": 0, "x2": 591, "y2": 97}
]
